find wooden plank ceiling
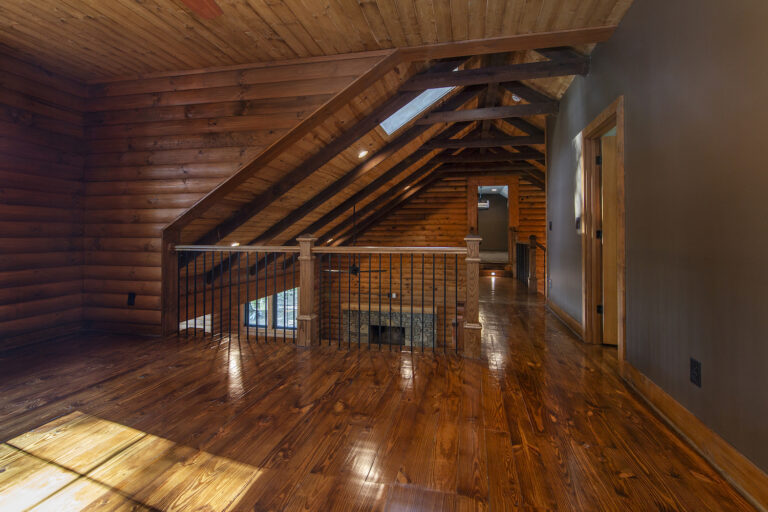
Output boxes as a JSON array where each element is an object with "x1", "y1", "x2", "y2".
[
  {"x1": 170, "y1": 45, "x2": 589, "y2": 250},
  {"x1": 0, "y1": 0, "x2": 632, "y2": 81}
]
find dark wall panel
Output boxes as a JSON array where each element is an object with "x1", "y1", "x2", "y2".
[{"x1": 547, "y1": 0, "x2": 768, "y2": 472}]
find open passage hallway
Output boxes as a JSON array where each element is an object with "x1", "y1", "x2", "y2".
[{"x1": 0, "y1": 277, "x2": 753, "y2": 511}]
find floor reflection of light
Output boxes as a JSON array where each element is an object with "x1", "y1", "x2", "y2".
[
  {"x1": 228, "y1": 352, "x2": 244, "y2": 399},
  {"x1": 0, "y1": 412, "x2": 261, "y2": 512},
  {"x1": 399, "y1": 357, "x2": 413, "y2": 389}
]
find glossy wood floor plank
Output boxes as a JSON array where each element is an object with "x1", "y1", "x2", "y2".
[{"x1": 0, "y1": 277, "x2": 756, "y2": 511}]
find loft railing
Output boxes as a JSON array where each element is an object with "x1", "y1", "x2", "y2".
[
  {"x1": 166, "y1": 235, "x2": 482, "y2": 358},
  {"x1": 515, "y1": 234, "x2": 545, "y2": 294}
]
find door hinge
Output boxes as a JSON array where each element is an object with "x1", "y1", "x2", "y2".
[
  {"x1": 597, "y1": 304, "x2": 603, "y2": 314},
  {"x1": 595, "y1": 155, "x2": 602, "y2": 165},
  {"x1": 596, "y1": 229, "x2": 602, "y2": 239}
]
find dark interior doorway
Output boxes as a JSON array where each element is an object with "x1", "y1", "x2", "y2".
[{"x1": 478, "y1": 186, "x2": 509, "y2": 263}]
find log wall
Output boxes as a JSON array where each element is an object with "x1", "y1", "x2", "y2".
[
  {"x1": 82, "y1": 55, "x2": 379, "y2": 335},
  {"x1": 0, "y1": 53, "x2": 87, "y2": 347}
]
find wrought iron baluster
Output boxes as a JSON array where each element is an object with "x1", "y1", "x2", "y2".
[
  {"x1": 378, "y1": 253, "x2": 382, "y2": 351},
  {"x1": 421, "y1": 254, "x2": 424, "y2": 352},
  {"x1": 176, "y1": 252, "x2": 181, "y2": 337},
  {"x1": 219, "y1": 251, "x2": 224, "y2": 340},
  {"x1": 185, "y1": 253, "x2": 189, "y2": 336},
  {"x1": 432, "y1": 254, "x2": 436, "y2": 353},
  {"x1": 237, "y1": 253, "x2": 241, "y2": 341},
  {"x1": 283, "y1": 253, "x2": 286, "y2": 344},
  {"x1": 347, "y1": 253, "x2": 351, "y2": 350},
  {"x1": 292, "y1": 254, "x2": 296, "y2": 343},
  {"x1": 443, "y1": 253, "x2": 447, "y2": 353},
  {"x1": 388, "y1": 253, "x2": 392, "y2": 351},
  {"x1": 202, "y1": 252, "x2": 206, "y2": 339},
  {"x1": 357, "y1": 253, "x2": 361, "y2": 349},
  {"x1": 193, "y1": 254, "x2": 197, "y2": 338},
  {"x1": 455, "y1": 254, "x2": 458, "y2": 354},
  {"x1": 245, "y1": 252, "x2": 249, "y2": 343},
  {"x1": 229, "y1": 251, "x2": 232, "y2": 342}
]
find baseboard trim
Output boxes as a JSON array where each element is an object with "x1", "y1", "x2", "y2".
[
  {"x1": 546, "y1": 299, "x2": 585, "y2": 340},
  {"x1": 621, "y1": 362, "x2": 768, "y2": 511}
]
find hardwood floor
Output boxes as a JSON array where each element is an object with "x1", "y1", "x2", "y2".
[{"x1": 0, "y1": 277, "x2": 754, "y2": 511}]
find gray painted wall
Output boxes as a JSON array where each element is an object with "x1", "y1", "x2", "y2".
[
  {"x1": 479, "y1": 194, "x2": 508, "y2": 251},
  {"x1": 547, "y1": 0, "x2": 768, "y2": 472}
]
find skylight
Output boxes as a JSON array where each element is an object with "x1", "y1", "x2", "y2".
[{"x1": 379, "y1": 86, "x2": 454, "y2": 135}]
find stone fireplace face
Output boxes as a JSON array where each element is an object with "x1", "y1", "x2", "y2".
[
  {"x1": 369, "y1": 325, "x2": 406, "y2": 345},
  {"x1": 341, "y1": 309, "x2": 435, "y2": 348}
]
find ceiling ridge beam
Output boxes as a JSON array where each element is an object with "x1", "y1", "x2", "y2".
[
  {"x1": 423, "y1": 135, "x2": 544, "y2": 149},
  {"x1": 400, "y1": 59, "x2": 588, "y2": 91},
  {"x1": 416, "y1": 103, "x2": 558, "y2": 124}
]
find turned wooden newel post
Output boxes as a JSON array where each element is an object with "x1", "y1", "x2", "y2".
[
  {"x1": 161, "y1": 228, "x2": 181, "y2": 336},
  {"x1": 463, "y1": 235, "x2": 482, "y2": 359},
  {"x1": 528, "y1": 235, "x2": 538, "y2": 294},
  {"x1": 507, "y1": 226, "x2": 518, "y2": 276},
  {"x1": 296, "y1": 235, "x2": 317, "y2": 347}
]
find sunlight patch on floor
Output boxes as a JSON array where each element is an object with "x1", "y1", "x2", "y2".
[{"x1": 0, "y1": 411, "x2": 262, "y2": 511}]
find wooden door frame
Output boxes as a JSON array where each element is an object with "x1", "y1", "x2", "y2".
[{"x1": 581, "y1": 96, "x2": 626, "y2": 360}]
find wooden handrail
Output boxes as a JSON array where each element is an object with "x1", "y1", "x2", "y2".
[
  {"x1": 175, "y1": 245, "x2": 300, "y2": 253},
  {"x1": 175, "y1": 244, "x2": 466, "y2": 255},
  {"x1": 169, "y1": 236, "x2": 481, "y2": 358},
  {"x1": 313, "y1": 246, "x2": 467, "y2": 255}
]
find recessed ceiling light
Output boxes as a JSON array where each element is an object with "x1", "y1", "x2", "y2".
[
  {"x1": 491, "y1": 272, "x2": 496, "y2": 276},
  {"x1": 327, "y1": 238, "x2": 334, "y2": 243},
  {"x1": 358, "y1": 150, "x2": 369, "y2": 159},
  {"x1": 491, "y1": 188, "x2": 497, "y2": 192},
  {"x1": 230, "y1": 242, "x2": 240, "y2": 247},
  {"x1": 511, "y1": 94, "x2": 521, "y2": 102}
]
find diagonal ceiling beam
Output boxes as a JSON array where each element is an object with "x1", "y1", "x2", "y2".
[
  {"x1": 317, "y1": 158, "x2": 443, "y2": 244},
  {"x1": 423, "y1": 135, "x2": 544, "y2": 149},
  {"x1": 300, "y1": 122, "x2": 471, "y2": 239},
  {"x1": 246, "y1": 87, "x2": 484, "y2": 244},
  {"x1": 415, "y1": 103, "x2": 558, "y2": 124},
  {"x1": 400, "y1": 59, "x2": 588, "y2": 91},
  {"x1": 435, "y1": 150, "x2": 542, "y2": 163},
  {"x1": 191, "y1": 58, "x2": 466, "y2": 246},
  {"x1": 334, "y1": 173, "x2": 443, "y2": 245}
]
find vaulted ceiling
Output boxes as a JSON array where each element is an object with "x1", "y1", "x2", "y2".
[
  {"x1": 0, "y1": 0, "x2": 632, "y2": 81},
  {"x1": 169, "y1": 43, "x2": 595, "y2": 251}
]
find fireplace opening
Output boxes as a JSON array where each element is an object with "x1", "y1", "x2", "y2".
[{"x1": 369, "y1": 324, "x2": 405, "y2": 345}]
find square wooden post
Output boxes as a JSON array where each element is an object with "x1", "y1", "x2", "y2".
[
  {"x1": 528, "y1": 235, "x2": 538, "y2": 294},
  {"x1": 161, "y1": 228, "x2": 180, "y2": 336},
  {"x1": 507, "y1": 226, "x2": 518, "y2": 276},
  {"x1": 296, "y1": 235, "x2": 317, "y2": 347},
  {"x1": 463, "y1": 235, "x2": 482, "y2": 359}
]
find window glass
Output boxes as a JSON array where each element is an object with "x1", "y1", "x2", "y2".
[
  {"x1": 246, "y1": 297, "x2": 267, "y2": 327},
  {"x1": 274, "y1": 287, "x2": 297, "y2": 329}
]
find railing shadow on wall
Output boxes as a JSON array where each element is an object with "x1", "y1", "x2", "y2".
[
  {"x1": 513, "y1": 228, "x2": 546, "y2": 294},
  {"x1": 167, "y1": 235, "x2": 482, "y2": 358}
]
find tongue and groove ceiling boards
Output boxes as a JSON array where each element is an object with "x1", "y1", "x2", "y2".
[{"x1": 0, "y1": 0, "x2": 633, "y2": 81}]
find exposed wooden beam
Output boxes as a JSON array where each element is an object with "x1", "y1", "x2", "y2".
[
  {"x1": 436, "y1": 164, "x2": 537, "y2": 173},
  {"x1": 302, "y1": 123, "x2": 471, "y2": 238},
  {"x1": 400, "y1": 59, "x2": 588, "y2": 91},
  {"x1": 501, "y1": 117, "x2": 544, "y2": 137},
  {"x1": 535, "y1": 47, "x2": 587, "y2": 62},
  {"x1": 189, "y1": 58, "x2": 465, "y2": 246},
  {"x1": 503, "y1": 82, "x2": 557, "y2": 104},
  {"x1": 435, "y1": 151, "x2": 542, "y2": 163},
  {"x1": 397, "y1": 26, "x2": 615, "y2": 61},
  {"x1": 415, "y1": 103, "x2": 558, "y2": 124},
  {"x1": 246, "y1": 89, "x2": 483, "y2": 244},
  {"x1": 334, "y1": 173, "x2": 441, "y2": 245},
  {"x1": 318, "y1": 161, "x2": 442, "y2": 244},
  {"x1": 423, "y1": 135, "x2": 544, "y2": 149},
  {"x1": 480, "y1": 53, "x2": 506, "y2": 151}
]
